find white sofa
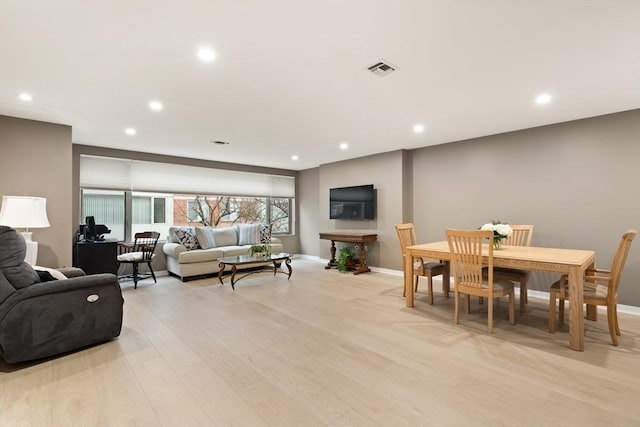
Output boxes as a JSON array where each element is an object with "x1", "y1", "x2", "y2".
[{"x1": 163, "y1": 225, "x2": 284, "y2": 281}]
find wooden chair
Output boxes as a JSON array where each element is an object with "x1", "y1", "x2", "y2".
[
  {"x1": 395, "y1": 223, "x2": 447, "y2": 304},
  {"x1": 117, "y1": 231, "x2": 161, "y2": 289},
  {"x1": 446, "y1": 229, "x2": 515, "y2": 333},
  {"x1": 492, "y1": 225, "x2": 534, "y2": 312},
  {"x1": 549, "y1": 230, "x2": 636, "y2": 345}
]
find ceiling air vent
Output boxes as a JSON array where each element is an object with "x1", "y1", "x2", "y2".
[{"x1": 367, "y1": 60, "x2": 397, "y2": 77}]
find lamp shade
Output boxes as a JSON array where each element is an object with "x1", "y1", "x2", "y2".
[{"x1": 0, "y1": 196, "x2": 50, "y2": 229}]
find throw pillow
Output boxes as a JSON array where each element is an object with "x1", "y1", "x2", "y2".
[
  {"x1": 260, "y1": 223, "x2": 272, "y2": 244},
  {"x1": 35, "y1": 270, "x2": 58, "y2": 282},
  {"x1": 237, "y1": 224, "x2": 261, "y2": 245},
  {"x1": 175, "y1": 228, "x2": 201, "y2": 250},
  {"x1": 195, "y1": 227, "x2": 216, "y2": 249},
  {"x1": 210, "y1": 227, "x2": 238, "y2": 247},
  {"x1": 32, "y1": 265, "x2": 67, "y2": 281}
]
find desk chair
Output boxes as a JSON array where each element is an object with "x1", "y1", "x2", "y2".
[{"x1": 117, "y1": 231, "x2": 160, "y2": 289}]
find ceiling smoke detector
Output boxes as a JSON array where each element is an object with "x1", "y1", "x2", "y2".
[{"x1": 367, "y1": 60, "x2": 397, "y2": 77}]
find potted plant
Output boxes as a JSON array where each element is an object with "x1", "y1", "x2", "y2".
[
  {"x1": 336, "y1": 246, "x2": 356, "y2": 273},
  {"x1": 249, "y1": 244, "x2": 271, "y2": 257}
]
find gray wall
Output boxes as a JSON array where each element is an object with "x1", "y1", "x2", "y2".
[
  {"x1": 297, "y1": 168, "x2": 319, "y2": 256},
  {"x1": 412, "y1": 109, "x2": 640, "y2": 306},
  {"x1": 297, "y1": 109, "x2": 640, "y2": 306},
  {"x1": 0, "y1": 115, "x2": 73, "y2": 267},
  {"x1": 313, "y1": 150, "x2": 406, "y2": 269}
]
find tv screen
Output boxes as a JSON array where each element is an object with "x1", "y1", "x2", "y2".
[{"x1": 330, "y1": 184, "x2": 375, "y2": 220}]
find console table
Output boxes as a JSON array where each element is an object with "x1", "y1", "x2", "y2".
[{"x1": 319, "y1": 232, "x2": 377, "y2": 274}]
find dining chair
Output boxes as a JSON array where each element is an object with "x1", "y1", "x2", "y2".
[
  {"x1": 395, "y1": 223, "x2": 447, "y2": 304},
  {"x1": 492, "y1": 224, "x2": 534, "y2": 313},
  {"x1": 446, "y1": 228, "x2": 515, "y2": 333},
  {"x1": 548, "y1": 230, "x2": 636, "y2": 345},
  {"x1": 117, "y1": 231, "x2": 161, "y2": 289}
]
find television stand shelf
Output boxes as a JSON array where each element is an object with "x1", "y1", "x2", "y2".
[{"x1": 319, "y1": 232, "x2": 377, "y2": 274}]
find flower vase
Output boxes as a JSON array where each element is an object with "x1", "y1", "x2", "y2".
[{"x1": 493, "y1": 238, "x2": 502, "y2": 250}]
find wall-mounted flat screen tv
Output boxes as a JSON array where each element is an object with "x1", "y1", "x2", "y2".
[{"x1": 330, "y1": 184, "x2": 376, "y2": 220}]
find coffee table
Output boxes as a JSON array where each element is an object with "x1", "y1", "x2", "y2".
[{"x1": 217, "y1": 252, "x2": 292, "y2": 289}]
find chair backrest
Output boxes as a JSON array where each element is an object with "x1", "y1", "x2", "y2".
[
  {"x1": 446, "y1": 229, "x2": 494, "y2": 290},
  {"x1": 503, "y1": 224, "x2": 534, "y2": 247},
  {"x1": 395, "y1": 223, "x2": 417, "y2": 254},
  {"x1": 133, "y1": 231, "x2": 161, "y2": 261},
  {"x1": 609, "y1": 230, "x2": 636, "y2": 296}
]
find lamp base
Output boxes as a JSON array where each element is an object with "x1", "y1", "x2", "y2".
[{"x1": 19, "y1": 232, "x2": 38, "y2": 265}]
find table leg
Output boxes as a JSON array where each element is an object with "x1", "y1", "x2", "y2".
[
  {"x1": 324, "y1": 240, "x2": 337, "y2": 269},
  {"x1": 354, "y1": 245, "x2": 371, "y2": 275},
  {"x1": 230, "y1": 265, "x2": 238, "y2": 290},
  {"x1": 568, "y1": 265, "x2": 585, "y2": 351},
  {"x1": 284, "y1": 257, "x2": 292, "y2": 279},
  {"x1": 405, "y1": 253, "x2": 414, "y2": 307},
  {"x1": 218, "y1": 262, "x2": 225, "y2": 285}
]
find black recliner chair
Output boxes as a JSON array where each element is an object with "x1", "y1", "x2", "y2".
[{"x1": 0, "y1": 226, "x2": 124, "y2": 364}]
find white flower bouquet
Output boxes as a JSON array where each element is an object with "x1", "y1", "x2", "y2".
[{"x1": 480, "y1": 220, "x2": 513, "y2": 249}]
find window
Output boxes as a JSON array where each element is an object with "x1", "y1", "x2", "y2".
[
  {"x1": 187, "y1": 198, "x2": 209, "y2": 222},
  {"x1": 81, "y1": 189, "x2": 125, "y2": 241},
  {"x1": 79, "y1": 154, "x2": 294, "y2": 239}
]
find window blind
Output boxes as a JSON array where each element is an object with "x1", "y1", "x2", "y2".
[{"x1": 79, "y1": 155, "x2": 295, "y2": 198}]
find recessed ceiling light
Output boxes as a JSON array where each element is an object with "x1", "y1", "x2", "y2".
[
  {"x1": 291, "y1": 155, "x2": 299, "y2": 161},
  {"x1": 149, "y1": 100, "x2": 163, "y2": 111},
  {"x1": 413, "y1": 124, "x2": 425, "y2": 134},
  {"x1": 18, "y1": 93, "x2": 33, "y2": 102},
  {"x1": 197, "y1": 47, "x2": 216, "y2": 63},
  {"x1": 339, "y1": 142, "x2": 348, "y2": 150},
  {"x1": 535, "y1": 93, "x2": 552, "y2": 105},
  {"x1": 125, "y1": 128, "x2": 136, "y2": 136}
]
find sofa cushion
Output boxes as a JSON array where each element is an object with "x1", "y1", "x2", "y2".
[
  {"x1": 211, "y1": 227, "x2": 238, "y2": 247},
  {"x1": 195, "y1": 227, "x2": 216, "y2": 249},
  {"x1": 237, "y1": 224, "x2": 261, "y2": 245},
  {"x1": 173, "y1": 227, "x2": 200, "y2": 250},
  {"x1": 177, "y1": 248, "x2": 224, "y2": 264},
  {"x1": 260, "y1": 223, "x2": 272, "y2": 244}
]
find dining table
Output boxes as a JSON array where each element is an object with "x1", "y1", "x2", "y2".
[{"x1": 404, "y1": 241, "x2": 596, "y2": 351}]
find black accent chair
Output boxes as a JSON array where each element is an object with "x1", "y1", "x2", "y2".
[
  {"x1": 0, "y1": 226, "x2": 124, "y2": 364},
  {"x1": 117, "y1": 231, "x2": 160, "y2": 288}
]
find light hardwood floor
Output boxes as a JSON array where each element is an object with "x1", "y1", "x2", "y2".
[{"x1": 2, "y1": 258, "x2": 640, "y2": 426}]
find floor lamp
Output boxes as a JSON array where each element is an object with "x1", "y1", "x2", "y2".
[{"x1": 0, "y1": 196, "x2": 50, "y2": 265}]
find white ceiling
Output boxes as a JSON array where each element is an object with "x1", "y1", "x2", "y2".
[{"x1": 1, "y1": 1, "x2": 639, "y2": 171}]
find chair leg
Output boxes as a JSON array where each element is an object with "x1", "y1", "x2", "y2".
[
  {"x1": 427, "y1": 276, "x2": 434, "y2": 305},
  {"x1": 559, "y1": 299, "x2": 565, "y2": 324},
  {"x1": 479, "y1": 296, "x2": 484, "y2": 305},
  {"x1": 487, "y1": 296, "x2": 494, "y2": 333},
  {"x1": 607, "y1": 305, "x2": 619, "y2": 346},
  {"x1": 133, "y1": 262, "x2": 139, "y2": 289},
  {"x1": 508, "y1": 291, "x2": 515, "y2": 325},
  {"x1": 549, "y1": 291, "x2": 556, "y2": 333},
  {"x1": 414, "y1": 275, "x2": 419, "y2": 292},
  {"x1": 614, "y1": 305, "x2": 621, "y2": 336},
  {"x1": 148, "y1": 262, "x2": 157, "y2": 283},
  {"x1": 454, "y1": 291, "x2": 460, "y2": 325},
  {"x1": 464, "y1": 294, "x2": 470, "y2": 314}
]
